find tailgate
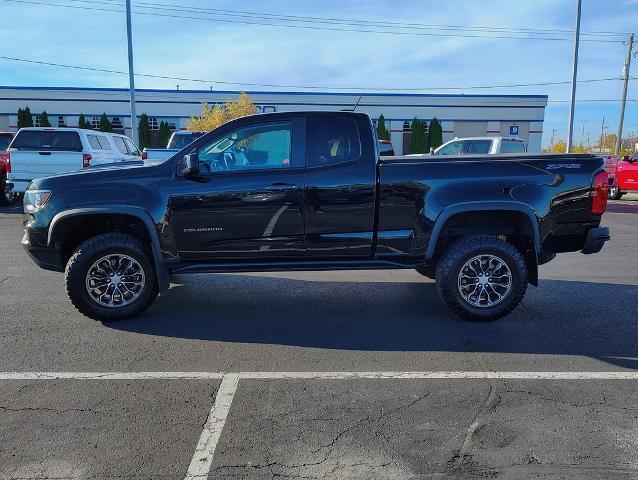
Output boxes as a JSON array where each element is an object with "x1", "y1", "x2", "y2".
[
  {"x1": 9, "y1": 150, "x2": 83, "y2": 181},
  {"x1": 8, "y1": 129, "x2": 85, "y2": 181}
]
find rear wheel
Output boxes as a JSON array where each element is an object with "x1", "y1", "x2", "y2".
[
  {"x1": 0, "y1": 172, "x2": 18, "y2": 205},
  {"x1": 435, "y1": 236, "x2": 527, "y2": 321},
  {"x1": 65, "y1": 233, "x2": 158, "y2": 321}
]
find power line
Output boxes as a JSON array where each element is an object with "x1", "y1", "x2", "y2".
[
  {"x1": 0, "y1": 54, "x2": 625, "y2": 92},
  {"x1": 0, "y1": 0, "x2": 626, "y2": 43},
  {"x1": 65, "y1": 0, "x2": 631, "y2": 39}
]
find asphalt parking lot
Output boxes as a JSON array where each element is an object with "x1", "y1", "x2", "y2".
[{"x1": 1, "y1": 198, "x2": 637, "y2": 479}]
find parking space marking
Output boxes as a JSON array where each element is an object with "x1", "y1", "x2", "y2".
[
  {"x1": 184, "y1": 373, "x2": 240, "y2": 480},
  {"x1": 1, "y1": 371, "x2": 638, "y2": 380},
  {"x1": 0, "y1": 372, "x2": 224, "y2": 380}
]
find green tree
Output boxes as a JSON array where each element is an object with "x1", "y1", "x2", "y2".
[
  {"x1": 376, "y1": 114, "x2": 390, "y2": 140},
  {"x1": 409, "y1": 117, "x2": 428, "y2": 154},
  {"x1": 158, "y1": 121, "x2": 171, "y2": 148},
  {"x1": 99, "y1": 113, "x2": 113, "y2": 132},
  {"x1": 428, "y1": 117, "x2": 443, "y2": 150},
  {"x1": 39, "y1": 111, "x2": 51, "y2": 127},
  {"x1": 22, "y1": 107, "x2": 34, "y2": 128},
  {"x1": 77, "y1": 114, "x2": 92, "y2": 129},
  {"x1": 138, "y1": 114, "x2": 151, "y2": 150},
  {"x1": 17, "y1": 108, "x2": 25, "y2": 129}
]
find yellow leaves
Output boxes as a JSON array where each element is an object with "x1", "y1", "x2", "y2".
[{"x1": 186, "y1": 92, "x2": 258, "y2": 132}]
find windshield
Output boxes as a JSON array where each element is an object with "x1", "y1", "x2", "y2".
[{"x1": 168, "y1": 132, "x2": 204, "y2": 149}]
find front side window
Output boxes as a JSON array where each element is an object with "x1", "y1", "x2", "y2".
[
  {"x1": 436, "y1": 140, "x2": 464, "y2": 155},
  {"x1": 198, "y1": 121, "x2": 291, "y2": 173},
  {"x1": 124, "y1": 138, "x2": 140, "y2": 156},
  {"x1": 465, "y1": 140, "x2": 492, "y2": 154},
  {"x1": 306, "y1": 117, "x2": 361, "y2": 167}
]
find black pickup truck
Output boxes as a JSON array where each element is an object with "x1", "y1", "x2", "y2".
[{"x1": 22, "y1": 111, "x2": 610, "y2": 322}]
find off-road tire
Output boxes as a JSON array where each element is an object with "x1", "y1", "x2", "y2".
[
  {"x1": 435, "y1": 235, "x2": 528, "y2": 321},
  {"x1": 65, "y1": 233, "x2": 158, "y2": 321}
]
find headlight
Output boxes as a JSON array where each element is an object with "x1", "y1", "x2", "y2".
[{"x1": 24, "y1": 190, "x2": 52, "y2": 213}]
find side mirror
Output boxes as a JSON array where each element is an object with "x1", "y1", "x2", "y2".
[
  {"x1": 181, "y1": 153, "x2": 199, "y2": 176},
  {"x1": 429, "y1": 147, "x2": 435, "y2": 154},
  {"x1": 622, "y1": 155, "x2": 631, "y2": 162}
]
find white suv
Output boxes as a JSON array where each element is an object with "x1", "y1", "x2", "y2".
[{"x1": 7, "y1": 128, "x2": 141, "y2": 194}]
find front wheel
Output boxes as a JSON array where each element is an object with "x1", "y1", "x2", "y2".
[
  {"x1": 65, "y1": 233, "x2": 158, "y2": 321},
  {"x1": 435, "y1": 236, "x2": 528, "y2": 321}
]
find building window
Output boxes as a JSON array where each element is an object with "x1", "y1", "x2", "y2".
[
  {"x1": 149, "y1": 117, "x2": 159, "y2": 131},
  {"x1": 112, "y1": 117, "x2": 123, "y2": 129},
  {"x1": 403, "y1": 121, "x2": 411, "y2": 132},
  {"x1": 57, "y1": 116, "x2": 66, "y2": 127},
  {"x1": 372, "y1": 119, "x2": 378, "y2": 128},
  {"x1": 91, "y1": 117, "x2": 100, "y2": 130},
  {"x1": 34, "y1": 115, "x2": 42, "y2": 127}
]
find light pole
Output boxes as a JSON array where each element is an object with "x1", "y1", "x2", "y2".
[
  {"x1": 566, "y1": 0, "x2": 582, "y2": 153},
  {"x1": 615, "y1": 33, "x2": 634, "y2": 157},
  {"x1": 126, "y1": 0, "x2": 138, "y2": 146}
]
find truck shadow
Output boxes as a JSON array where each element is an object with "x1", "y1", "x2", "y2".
[{"x1": 108, "y1": 275, "x2": 638, "y2": 370}]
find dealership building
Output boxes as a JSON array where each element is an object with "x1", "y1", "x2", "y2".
[{"x1": 0, "y1": 86, "x2": 547, "y2": 154}]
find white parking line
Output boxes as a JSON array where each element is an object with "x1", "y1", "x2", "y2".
[
  {"x1": 184, "y1": 373, "x2": 240, "y2": 480},
  {"x1": 1, "y1": 371, "x2": 638, "y2": 380}
]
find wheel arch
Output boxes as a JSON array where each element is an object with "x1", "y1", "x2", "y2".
[
  {"x1": 49, "y1": 206, "x2": 170, "y2": 292},
  {"x1": 425, "y1": 202, "x2": 541, "y2": 286}
]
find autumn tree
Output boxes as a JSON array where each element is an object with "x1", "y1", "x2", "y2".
[{"x1": 187, "y1": 92, "x2": 257, "y2": 131}]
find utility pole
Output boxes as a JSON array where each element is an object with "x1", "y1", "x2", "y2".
[
  {"x1": 615, "y1": 33, "x2": 634, "y2": 157},
  {"x1": 126, "y1": 0, "x2": 138, "y2": 146},
  {"x1": 600, "y1": 115, "x2": 608, "y2": 153},
  {"x1": 566, "y1": 0, "x2": 582, "y2": 153}
]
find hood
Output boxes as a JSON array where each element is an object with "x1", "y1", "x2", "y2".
[{"x1": 29, "y1": 160, "x2": 167, "y2": 191}]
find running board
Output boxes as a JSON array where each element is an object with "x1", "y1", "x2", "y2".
[{"x1": 169, "y1": 259, "x2": 416, "y2": 275}]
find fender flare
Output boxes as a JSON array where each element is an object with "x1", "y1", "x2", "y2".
[
  {"x1": 425, "y1": 201, "x2": 541, "y2": 262},
  {"x1": 48, "y1": 206, "x2": 170, "y2": 292}
]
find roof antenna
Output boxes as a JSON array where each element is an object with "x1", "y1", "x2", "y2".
[{"x1": 341, "y1": 95, "x2": 363, "y2": 112}]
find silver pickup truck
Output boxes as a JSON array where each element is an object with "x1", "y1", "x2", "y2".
[{"x1": 142, "y1": 130, "x2": 204, "y2": 161}]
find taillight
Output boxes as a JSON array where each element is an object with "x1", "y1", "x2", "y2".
[
  {"x1": 5, "y1": 150, "x2": 10, "y2": 173},
  {"x1": 592, "y1": 170, "x2": 608, "y2": 215},
  {"x1": 83, "y1": 153, "x2": 92, "y2": 168}
]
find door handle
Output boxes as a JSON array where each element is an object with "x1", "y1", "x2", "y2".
[
  {"x1": 265, "y1": 183, "x2": 298, "y2": 191},
  {"x1": 38, "y1": 151, "x2": 52, "y2": 155}
]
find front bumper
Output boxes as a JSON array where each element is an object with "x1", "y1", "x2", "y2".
[
  {"x1": 21, "y1": 231, "x2": 64, "y2": 272},
  {"x1": 581, "y1": 226, "x2": 610, "y2": 255}
]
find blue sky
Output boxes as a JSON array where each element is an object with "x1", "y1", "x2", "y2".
[{"x1": 1, "y1": 0, "x2": 637, "y2": 147}]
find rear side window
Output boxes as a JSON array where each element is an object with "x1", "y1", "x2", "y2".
[
  {"x1": 113, "y1": 136, "x2": 128, "y2": 155},
  {"x1": 500, "y1": 140, "x2": 526, "y2": 153},
  {"x1": 306, "y1": 117, "x2": 361, "y2": 167},
  {"x1": 11, "y1": 130, "x2": 82, "y2": 152},
  {"x1": 87, "y1": 135, "x2": 112, "y2": 150},
  {"x1": 465, "y1": 140, "x2": 492, "y2": 154}
]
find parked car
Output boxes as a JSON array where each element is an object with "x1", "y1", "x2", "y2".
[
  {"x1": 142, "y1": 130, "x2": 205, "y2": 161},
  {"x1": 0, "y1": 131, "x2": 17, "y2": 204},
  {"x1": 22, "y1": 111, "x2": 609, "y2": 322},
  {"x1": 378, "y1": 139, "x2": 395, "y2": 156},
  {"x1": 606, "y1": 153, "x2": 638, "y2": 199},
  {"x1": 432, "y1": 136, "x2": 527, "y2": 156},
  {"x1": 7, "y1": 128, "x2": 141, "y2": 194}
]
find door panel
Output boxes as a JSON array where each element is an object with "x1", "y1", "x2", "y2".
[
  {"x1": 170, "y1": 118, "x2": 306, "y2": 261},
  {"x1": 304, "y1": 115, "x2": 377, "y2": 257},
  {"x1": 617, "y1": 159, "x2": 638, "y2": 191}
]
